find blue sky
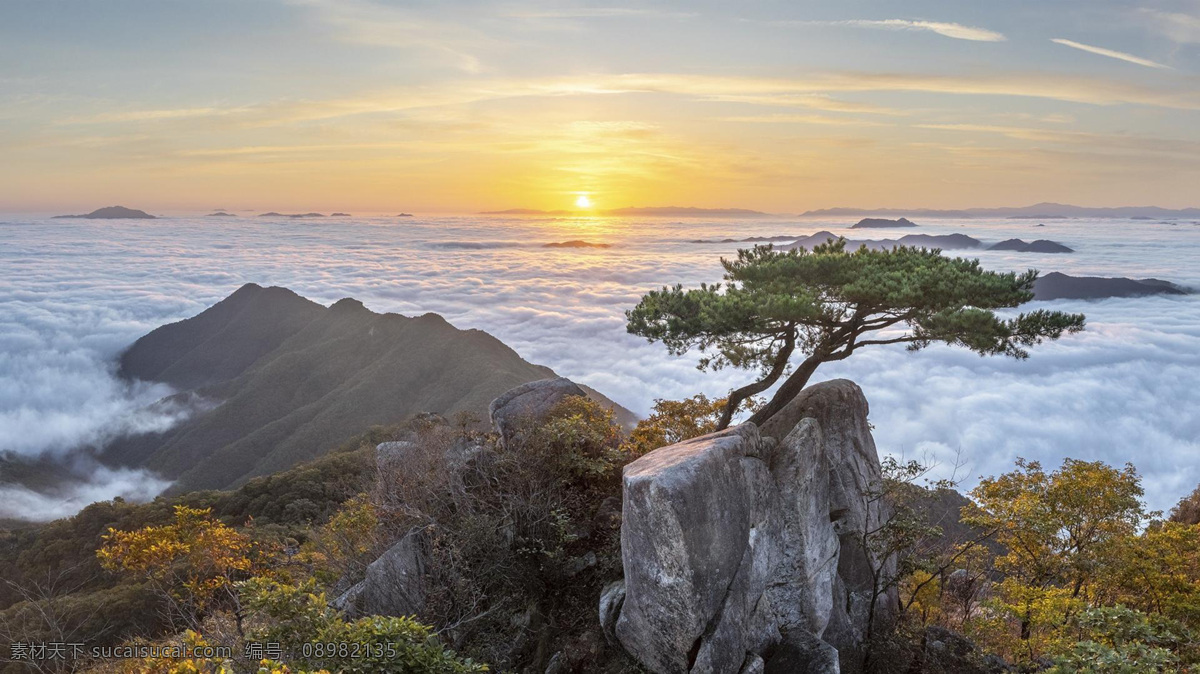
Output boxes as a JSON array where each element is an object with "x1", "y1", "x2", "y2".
[{"x1": 2, "y1": 0, "x2": 1199, "y2": 212}]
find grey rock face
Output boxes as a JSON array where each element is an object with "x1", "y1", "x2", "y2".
[
  {"x1": 615, "y1": 424, "x2": 778, "y2": 674},
  {"x1": 375, "y1": 440, "x2": 416, "y2": 471},
  {"x1": 739, "y1": 654, "x2": 765, "y2": 674},
  {"x1": 763, "y1": 631, "x2": 840, "y2": 674},
  {"x1": 611, "y1": 379, "x2": 893, "y2": 674},
  {"x1": 332, "y1": 528, "x2": 429, "y2": 619},
  {"x1": 489, "y1": 377, "x2": 586, "y2": 444},
  {"x1": 599, "y1": 580, "x2": 626, "y2": 642}
]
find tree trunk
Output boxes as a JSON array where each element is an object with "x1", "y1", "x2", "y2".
[
  {"x1": 744, "y1": 354, "x2": 824, "y2": 427},
  {"x1": 715, "y1": 329, "x2": 796, "y2": 429}
]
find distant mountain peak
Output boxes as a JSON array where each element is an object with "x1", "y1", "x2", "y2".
[
  {"x1": 53, "y1": 205, "x2": 156, "y2": 219},
  {"x1": 330, "y1": 297, "x2": 367, "y2": 312}
]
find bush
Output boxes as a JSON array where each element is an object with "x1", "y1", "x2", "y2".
[
  {"x1": 241, "y1": 577, "x2": 486, "y2": 673},
  {"x1": 1047, "y1": 606, "x2": 1189, "y2": 673},
  {"x1": 621, "y1": 394, "x2": 758, "y2": 456},
  {"x1": 371, "y1": 396, "x2": 636, "y2": 671}
]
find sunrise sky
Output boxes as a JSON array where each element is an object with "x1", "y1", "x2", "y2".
[{"x1": 2, "y1": 0, "x2": 1199, "y2": 213}]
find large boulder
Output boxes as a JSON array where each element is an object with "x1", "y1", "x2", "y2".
[
  {"x1": 375, "y1": 439, "x2": 416, "y2": 471},
  {"x1": 761, "y1": 380, "x2": 897, "y2": 671},
  {"x1": 615, "y1": 423, "x2": 780, "y2": 674},
  {"x1": 610, "y1": 380, "x2": 894, "y2": 674},
  {"x1": 917, "y1": 626, "x2": 1010, "y2": 674},
  {"x1": 489, "y1": 377, "x2": 587, "y2": 445},
  {"x1": 332, "y1": 528, "x2": 429, "y2": 618}
]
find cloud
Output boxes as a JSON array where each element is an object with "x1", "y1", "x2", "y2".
[
  {"x1": 714, "y1": 114, "x2": 890, "y2": 127},
  {"x1": 0, "y1": 464, "x2": 172, "y2": 521},
  {"x1": 59, "y1": 107, "x2": 249, "y2": 125},
  {"x1": 4, "y1": 214, "x2": 1200, "y2": 519},
  {"x1": 285, "y1": 0, "x2": 493, "y2": 73},
  {"x1": 698, "y1": 93, "x2": 907, "y2": 116},
  {"x1": 1051, "y1": 38, "x2": 1172, "y2": 70},
  {"x1": 506, "y1": 7, "x2": 695, "y2": 20},
  {"x1": 1140, "y1": 9, "x2": 1200, "y2": 44},
  {"x1": 916, "y1": 123, "x2": 1200, "y2": 160},
  {"x1": 554, "y1": 72, "x2": 1200, "y2": 109},
  {"x1": 0, "y1": 297, "x2": 195, "y2": 457},
  {"x1": 18, "y1": 69, "x2": 1200, "y2": 166},
  {"x1": 792, "y1": 19, "x2": 1006, "y2": 42}
]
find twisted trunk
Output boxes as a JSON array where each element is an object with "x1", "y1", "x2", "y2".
[
  {"x1": 745, "y1": 354, "x2": 825, "y2": 427},
  {"x1": 714, "y1": 329, "x2": 795, "y2": 430}
]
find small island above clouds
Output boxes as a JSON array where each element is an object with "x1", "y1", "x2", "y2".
[{"x1": 53, "y1": 206, "x2": 156, "y2": 219}]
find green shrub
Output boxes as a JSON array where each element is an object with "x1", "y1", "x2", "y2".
[{"x1": 241, "y1": 577, "x2": 486, "y2": 673}]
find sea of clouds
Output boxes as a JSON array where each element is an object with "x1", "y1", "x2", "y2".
[{"x1": 1, "y1": 213, "x2": 1198, "y2": 519}]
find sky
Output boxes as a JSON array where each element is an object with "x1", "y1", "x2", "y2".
[{"x1": 2, "y1": 0, "x2": 1200, "y2": 213}]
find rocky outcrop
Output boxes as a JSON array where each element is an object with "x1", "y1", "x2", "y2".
[
  {"x1": 489, "y1": 377, "x2": 587, "y2": 444},
  {"x1": 615, "y1": 423, "x2": 776, "y2": 674},
  {"x1": 333, "y1": 528, "x2": 429, "y2": 618},
  {"x1": 375, "y1": 440, "x2": 416, "y2": 471},
  {"x1": 610, "y1": 380, "x2": 894, "y2": 674}
]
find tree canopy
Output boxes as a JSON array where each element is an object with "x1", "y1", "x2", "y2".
[{"x1": 626, "y1": 240, "x2": 1086, "y2": 427}]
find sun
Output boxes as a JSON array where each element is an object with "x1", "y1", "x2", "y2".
[{"x1": 574, "y1": 194, "x2": 593, "y2": 209}]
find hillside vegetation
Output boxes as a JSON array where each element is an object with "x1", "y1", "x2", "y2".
[{"x1": 5, "y1": 393, "x2": 1200, "y2": 673}]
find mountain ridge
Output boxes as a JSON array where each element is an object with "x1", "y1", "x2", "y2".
[
  {"x1": 107, "y1": 284, "x2": 635, "y2": 493},
  {"x1": 53, "y1": 206, "x2": 156, "y2": 219},
  {"x1": 801, "y1": 202, "x2": 1200, "y2": 219}
]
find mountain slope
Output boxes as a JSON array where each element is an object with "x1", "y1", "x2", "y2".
[{"x1": 105, "y1": 284, "x2": 635, "y2": 493}]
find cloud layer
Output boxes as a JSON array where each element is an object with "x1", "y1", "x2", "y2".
[
  {"x1": 2, "y1": 213, "x2": 1198, "y2": 516},
  {"x1": 0, "y1": 463, "x2": 172, "y2": 522}
]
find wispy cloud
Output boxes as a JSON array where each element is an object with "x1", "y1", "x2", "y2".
[
  {"x1": 715, "y1": 114, "x2": 890, "y2": 127},
  {"x1": 32, "y1": 69, "x2": 1200, "y2": 144},
  {"x1": 699, "y1": 93, "x2": 908, "y2": 116},
  {"x1": 792, "y1": 19, "x2": 1006, "y2": 42},
  {"x1": 1051, "y1": 38, "x2": 1171, "y2": 70},
  {"x1": 506, "y1": 7, "x2": 695, "y2": 20},
  {"x1": 530, "y1": 72, "x2": 1200, "y2": 111},
  {"x1": 1140, "y1": 9, "x2": 1200, "y2": 45},
  {"x1": 286, "y1": 0, "x2": 492, "y2": 73},
  {"x1": 60, "y1": 107, "x2": 247, "y2": 125},
  {"x1": 918, "y1": 123, "x2": 1200, "y2": 159}
]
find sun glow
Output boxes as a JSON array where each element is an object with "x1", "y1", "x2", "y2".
[{"x1": 575, "y1": 194, "x2": 593, "y2": 209}]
